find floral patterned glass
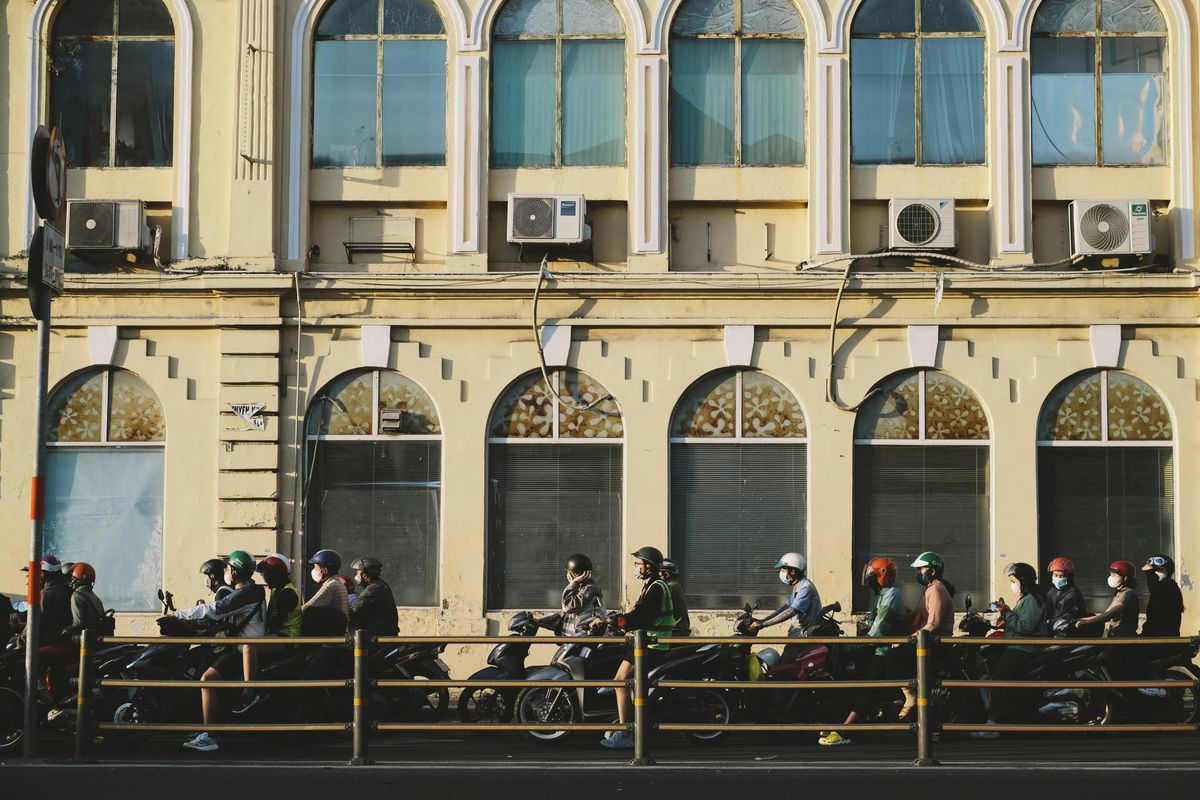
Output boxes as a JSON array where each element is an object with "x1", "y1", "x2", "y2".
[
  {"x1": 925, "y1": 371, "x2": 988, "y2": 440},
  {"x1": 559, "y1": 372, "x2": 623, "y2": 438},
  {"x1": 671, "y1": 372, "x2": 738, "y2": 438},
  {"x1": 379, "y1": 372, "x2": 441, "y2": 435},
  {"x1": 107, "y1": 369, "x2": 165, "y2": 442},
  {"x1": 741, "y1": 372, "x2": 806, "y2": 438},
  {"x1": 1106, "y1": 372, "x2": 1171, "y2": 441},
  {"x1": 1039, "y1": 371, "x2": 1102, "y2": 441},
  {"x1": 47, "y1": 371, "x2": 105, "y2": 443},
  {"x1": 491, "y1": 372, "x2": 555, "y2": 438},
  {"x1": 854, "y1": 372, "x2": 921, "y2": 440},
  {"x1": 316, "y1": 371, "x2": 374, "y2": 436}
]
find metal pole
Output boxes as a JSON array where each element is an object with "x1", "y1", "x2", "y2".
[
  {"x1": 629, "y1": 630, "x2": 653, "y2": 766},
  {"x1": 23, "y1": 293, "x2": 52, "y2": 758},
  {"x1": 350, "y1": 629, "x2": 371, "y2": 765},
  {"x1": 73, "y1": 630, "x2": 92, "y2": 762},
  {"x1": 913, "y1": 629, "x2": 937, "y2": 766}
]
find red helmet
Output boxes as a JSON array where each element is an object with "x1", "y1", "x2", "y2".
[
  {"x1": 71, "y1": 562, "x2": 96, "y2": 585},
  {"x1": 1047, "y1": 557, "x2": 1075, "y2": 575},
  {"x1": 256, "y1": 556, "x2": 288, "y2": 579},
  {"x1": 1109, "y1": 560, "x2": 1137, "y2": 579},
  {"x1": 337, "y1": 575, "x2": 356, "y2": 594},
  {"x1": 861, "y1": 557, "x2": 897, "y2": 588}
]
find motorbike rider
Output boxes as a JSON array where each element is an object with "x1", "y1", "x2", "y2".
[
  {"x1": 659, "y1": 558, "x2": 691, "y2": 636},
  {"x1": 304, "y1": 549, "x2": 350, "y2": 632},
  {"x1": 819, "y1": 557, "x2": 908, "y2": 747},
  {"x1": 348, "y1": 557, "x2": 399, "y2": 637},
  {"x1": 1046, "y1": 557, "x2": 1086, "y2": 636},
  {"x1": 19, "y1": 555, "x2": 72, "y2": 647},
  {"x1": 748, "y1": 552, "x2": 822, "y2": 664},
  {"x1": 170, "y1": 550, "x2": 266, "y2": 752},
  {"x1": 596, "y1": 546, "x2": 679, "y2": 750},
  {"x1": 971, "y1": 562, "x2": 1048, "y2": 738},
  {"x1": 888, "y1": 551, "x2": 955, "y2": 720},
  {"x1": 537, "y1": 554, "x2": 606, "y2": 636},
  {"x1": 201, "y1": 558, "x2": 234, "y2": 602},
  {"x1": 43, "y1": 563, "x2": 108, "y2": 710},
  {"x1": 1076, "y1": 560, "x2": 1139, "y2": 637}
]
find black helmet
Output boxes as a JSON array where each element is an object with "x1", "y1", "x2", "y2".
[
  {"x1": 200, "y1": 558, "x2": 226, "y2": 579},
  {"x1": 1144, "y1": 554, "x2": 1175, "y2": 577},
  {"x1": 565, "y1": 553, "x2": 593, "y2": 574},
  {"x1": 1005, "y1": 562, "x2": 1038, "y2": 587},
  {"x1": 631, "y1": 547, "x2": 664, "y2": 570},
  {"x1": 350, "y1": 557, "x2": 382, "y2": 579},
  {"x1": 308, "y1": 549, "x2": 342, "y2": 573},
  {"x1": 660, "y1": 558, "x2": 679, "y2": 577}
]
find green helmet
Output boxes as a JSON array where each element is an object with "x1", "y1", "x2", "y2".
[
  {"x1": 227, "y1": 550, "x2": 256, "y2": 579},
  {"x1": 911, "y1": 551, "x2": 944, "y2": 571}
]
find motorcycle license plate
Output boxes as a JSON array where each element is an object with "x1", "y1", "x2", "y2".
[{"x1": 435, "y1": 658, "x2": 450, "y2": 673}]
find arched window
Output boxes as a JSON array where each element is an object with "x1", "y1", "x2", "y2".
[
  {"x1": 313, "y1": 0, "x2": 447, "y2": 167},
  {"x1": 670, "y1": 370, "x2": 807, "y2": 608},
  {"x1": 669, "y1": 0, "x2": 806, "y2": 166},
  {"x1": 45, "y1": 368, "x2": 165, "y2": 611},
  {"x1": 1031, "y1": 0, "x2": 1166, "y2": 165},
  {"x1": 1037, "y1": 370, "x2": 1173, "y2": 607},
  {"x1": 305, "y1": 369, "x2": 442, "y2": 606},
  {"x1": 850, "y1": 0, "x2": 984, "y2": 165},
  {"x1": 487, "y1": 370, "x2": 623, "y2": 608},
  {"x1": 49, "y1": 0, "x2": 176, "y2": 167},
  {"x1": 853, "y1": 370, "x2": 989, "y2": 611},
  {"x1": 491, "y1": 0, "x2": 626, "y2": 167}
]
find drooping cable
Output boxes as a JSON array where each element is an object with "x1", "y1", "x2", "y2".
[{"x1": 531, "y1": 255, "x2": 611, "y2": 412}]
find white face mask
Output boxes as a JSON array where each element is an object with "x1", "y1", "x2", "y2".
[
  {"x1": 1009, "y1": 581, "x2": 1021, "y2": 596},
  {"x1": 311, "y1": 566, "x2": 323, "y2": 584},
  {"x1": 1107, "y1": 574, "x2": 1123, "y2": 589},
  {"x1": 779, "y1": 570, "x2": 791, "y2": 585}
]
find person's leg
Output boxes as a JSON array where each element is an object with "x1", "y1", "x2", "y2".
[
  {"x1": 614, "y1": 660, "x2": 634, "y2": 724},
  {"x1": 887, "y1": 644, "x2": 917, "y2": 716},
  {"x1": 199, "y1": 665, "x2": 220, "y2": 725}
]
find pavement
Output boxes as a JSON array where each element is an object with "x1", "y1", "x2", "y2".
[{"x1": 3, "y1": 729, "x2": 1197, "y2": 799}]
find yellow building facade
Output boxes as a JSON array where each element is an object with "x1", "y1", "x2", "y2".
[{"x1": 1, "y1": 0, "x2": 1197, "y2": 660}]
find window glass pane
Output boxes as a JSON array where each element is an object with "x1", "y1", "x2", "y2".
[
  {"x1": 50, "y1": 40, "x2": 113, "y2": 167},
  {"x1": 312, "y1": 41, "x2": 377, "y2": 167},
  {"x1": 114, "y1": 41, "x2": 175, "y2": 166},
  {"x1": 562, "y1": 0, "x2": 625, "y2": 35},
  {"x1": 45, "y1": 448, "x2": 164, "y2": 612},
  {"x1": 1038, "y1": 446, "x2": 1172, "y2": 609},
  {"x1": 309, "y1": 441, "x2": 441, "y2": 606},
  {"x1": 495, "y1": 0, "x2": 559, "y2": 37},
  {"x1": 920, "y1": 0, "x2": 981, "y2": 33},
  {"x1": 1031, "y1": 37, "x2": 1097, "y2": 165},
  {"x1": 1039, "y1": 371, "x2": 1103, "y2": 441},
  {"x1": 742, "y1": 371, "x2": 806, "y2": 438},
  {"x1": 558, "y1": 370, "x2": 624, "y2": 437},
  {"x1": 379, "y1": 372, "x2": 442, "y2": 434},
  {"x1": 383, "y1": 40, "x2": 446, "y2": 165},
  {"x1": 48, "y1": 371, "x2": 104, "y2": 443},
  {"x1": 671, "y1": 0, "x2": 736, "y2": 35},
  {"x1": 671, "y1": 371, "x2": 737, "y2": 437},
  {"x1": 851, "y1": 0, "x2": 916, "y2": 34},
  {"x1": 920, "y1": 38, "x2": 983, "y2": 164},
  {"x1": 851, "y1": 39, "x2": 915, "y2": 164},
  {"x1": 54, "y1": 0, "x2": 116, "y2": 37},
  {"x1": 924, "y1": 371, "x2": 989, "y2": 439},
  {"x1": 317, "y1": 0, "x2": 379, "y2": 36},
  {"x1": 854, "y1": 371, "x2": 920, "y2": 440},
  {"x1": 383, "y1": 0, "x2": 446, "y2": 34},
  {"x1": 490, "y1": 371, "x2": 554, "y2": 437},
  {"x1": 108, "y1": 370, "x2": 166, "y2": 442},
  {"x1": 562, "y1": 41, "x2": 625, "y2": 165},
  {"x1": 487, "y1": 443, "x2": 622, "y2": 609},
  {"x1": 314, "y1": 371, "x2": 375, "y2": 435},
  {"x1": 671, "y1": 443, "x2": 807, "y2": 609},
  {"x1": 741, "y1": 40, "x2": 805, "y2": 165},
  {"x1": 1100, "y1": 0, "x2": 1165, "y2": 32},
  {"x1": 741, "y1": 0, "x2": 805, "y2": 35},
  {"x1": 118, "y1": 0, "x2": 175, "y2": 35},
  {"x1": 1107, "y1": 372, "x2": 1171, "y2": 441},
  {"x1": 1032, "y1": 0, "x2": 1097, "y2": 33},
  {"x1": 491, "y1": 41, "x2": 556, "y2": 166},
  {"x1": 853, "y1": 445, "x2": 989, "y2": 612},
  {"x1": 1100, "y1": 37, "x2": 1166, "y2": 165},
  {"x1": 669, "y1": 39, "x2": 734, "y2": 165}
]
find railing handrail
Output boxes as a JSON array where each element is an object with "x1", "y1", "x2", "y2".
[{"x1": 95, "y1": 635, "x2": 351, "y2": 646}]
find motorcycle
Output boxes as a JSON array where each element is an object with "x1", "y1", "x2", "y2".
[
  {"x1": 458, "y1": 611, "x2": 549, "y2": 724},
  {"x1": 374, "y1": 638, "x2": 452, "y2": 723}
]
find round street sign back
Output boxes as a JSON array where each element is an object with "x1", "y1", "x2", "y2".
[{"x1": 31, "y1": 126, "x2": 66, "y2": 223}]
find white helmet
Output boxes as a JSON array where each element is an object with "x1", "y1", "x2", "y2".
[{"x1": 774, "y1": 552, "x2": 807, "y2": 573}]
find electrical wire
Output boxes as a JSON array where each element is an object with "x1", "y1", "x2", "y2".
[{"x1": 531, "y1": 255, "x2": 611, "y2": 413}]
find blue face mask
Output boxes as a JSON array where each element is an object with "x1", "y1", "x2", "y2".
[
  {"x1": 779, "y1": 570, "x2": 791, "y2": 585},
  {"x1": 1052, "y1": 577, "x2": 1070, "y2": 590}
]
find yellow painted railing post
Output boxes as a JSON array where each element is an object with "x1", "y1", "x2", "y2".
[
  {"x1": 350, "y1": 629, "x2": 372, "y2": 765},
  {"x1": 73, "y1": 629, "x2": 92, "y2": 762},
  {"x1": 913, "y1": 629, "x2": 937, "y2": 766}
]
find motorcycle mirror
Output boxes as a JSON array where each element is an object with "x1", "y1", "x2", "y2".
[
  {"x1": 158, "y1": 588, "x2": 164, "y2": 601},
  {"x1": 14, "y1": 601, "x2": 29, "y2": 614},
  {"x1": 743, "y1": 603, "x2": 752, "y2": 613},
  {"x1": 964, "y1": 594, "x2": 973, "y2": 612}
]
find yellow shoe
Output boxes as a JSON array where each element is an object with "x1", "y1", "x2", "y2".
[{"x1": 818, "y1": 730, "x2": 851, "y2": 747}]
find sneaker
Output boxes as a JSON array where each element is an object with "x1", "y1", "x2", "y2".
[
  {"x1": 232, "y1": 692, "x2": 267, "y2": 715},
  {"x1": 597, "y1": 687, "x2": 614, "y2": 696},
  {"x1": 183, "y1": 732, "x2": 219, "y2": 752},
  {"x1": 600, "y1": 730, "x2": 634, "y2": 749},
  {"x1": 1138, "y1": 688, "x2": 1168, "y2": 699},
  {"x1": 46, "y1": 707, "x2": 76, "y2": 724},
  {"x1": 818, "y1": 731, "x2": 851, "y2": 747},
  {"x1": 969, "y1": 721, "x2": 1000, "y2": 739}
]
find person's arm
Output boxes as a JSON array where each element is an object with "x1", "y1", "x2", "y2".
[
  {"x1": 562, "y1": 582, "x2": 599, "y2": 615},
  {"x1": 618, "y1": 583, "x2": 667, "y2": 631},
  {"x1": 1002, "y1": 596, "x2": 1044, "y2": 636},
  {"x1": 867, "y1": 589, "x2": 901, "y2": 638},
  {"x1": 349, "y1": 583, "x2": 381, "y2": 623},
  {"x1": 1079, "y1": 591, "x2": 1124, "y2": 625},
  {"x1": 922, "y1": 584, "x2": 951, "y2": 633},
  {"x1": 760, "y1": 583, "x2": 814, "y2": 629},
  {"x1": 304, "y1": 580, "x2": 332, "y2": 610}
]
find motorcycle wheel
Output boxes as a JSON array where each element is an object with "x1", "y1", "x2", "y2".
[
  {"x1": 409, "y1": 676, "x2": 449, "y2": 723},
  {"x1": 1076, "y1": 688, "x2": 1115, "y2": 725},
  {"x1": 0, "y1": 687, "x2": 24, "y2": 753},
  {"x1": 458, "y1": 687, "x2": 515, "y2": 725},
  {"x1": 101, "y1": 690, "x2": 156, "y2": 750},
  {"x1": 1158, "y1": 666, "x2": 1198, "y2": 725},
  {"x1": 516, "y1": 686, "x2": 579, "y2": 743},
  {"x1": 659, "y1": 687, "x2": 734, "y2": 746}
]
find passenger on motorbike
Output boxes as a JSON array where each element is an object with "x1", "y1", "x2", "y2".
[
  {"x1": 231, "y1": 556, "x2": 302, "y2": 715},
  {"x1": 1046, "y1": 557, "x2": 1086, "y2": 636},
  {"x1": 1076, "y1": 561, "x2": 1139, "y2": 637},
  {"x1": 201, "y1": 558, "x2": 234, "y2": 602},
  {"x1": 659, "y1": 559, "x2": 691, "y2": 636},
  {"x1": 819, "y1": 557, "x2": 908, "y2": 747},
  {"x1": 537, "y1": 554, "x2": 606, "y2": 637},
  {"x1": 18, "y1": 555, "x2": 72, "y2": 648},
  {"x1": 348, "y1": 557, "x2": 399, "y2": 637},
  {"x1": 887, "y1": 551, "x2": 956, "y2": 720},
  {"x1": 43, "y1": 563, "x2": 109, "y2": 708},
  {"x1": 970, "y1": 562, "x2": 1048, "y2": 738},
  {"x1": 1141, "y1": 554, "x2": 1182, "y2": 638},
  {"x1": 171, "y1": 550, "x2": 266, "y2": 752},
  {"x1": 748, "y1": 552, "x2": 822, "y2": 665},
  {"x1": 303, "y1": 549, "x2": 349, "y2": 631},
  {"x1": 596, "y1": 546, "x2": 678, "y2": 750}
]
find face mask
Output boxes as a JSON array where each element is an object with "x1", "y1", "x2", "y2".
[
  {"x1": 1156, "y1": 571, "x2": 1169, "y2": 582},
  {"x1": 311, "y1": 567, "x2": 323, "y2": 585},
  {"x1": 916, "y1": 571, "x2": 932, "y2": 586},
  {"x1": 778, "y1": 570, "x2": 791, "y2": 585},
  {"x1": 1010, "y1": 581, "x2": 1021, "y2": 596},
  {"x1": 1107, "y1": 574, "x2": 1122, "y2": 589},
  {"x1": 1052, "y1": 577, "x2": 1069, "y2": 590}
]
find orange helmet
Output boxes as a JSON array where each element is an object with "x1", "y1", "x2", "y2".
[
  {"x1": 861, "y1": 557, "x2": 897, "y2": 589},
  {"x1": 70, "y1": 562, "x2": 96, "y2": 585},
  {"x1": 1047, "y1": 557, "x2": 1075, "y2": 575}
]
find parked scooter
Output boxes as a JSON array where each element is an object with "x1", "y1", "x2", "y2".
[
  {"x1": 374, "y1": 638, "x2": 453, "y2": 723},
  {"x1": 458, "y1": 611, "x2": 548, "y2": 724}
]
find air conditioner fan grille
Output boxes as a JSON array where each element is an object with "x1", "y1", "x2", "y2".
[
  {"x1": 512, "y1": 197, "x2": 554, "y2": 239},
  {"x1": 895, "y1": 203, "x2": 939, "y2": 246},
  {"x1": 1079, "y1": 204, "x2": 1130, "y2": 252}
]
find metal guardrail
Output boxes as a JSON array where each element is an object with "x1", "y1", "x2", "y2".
[{"x1": 69, "y1": 628, "x2": 1200, "y2": 766}]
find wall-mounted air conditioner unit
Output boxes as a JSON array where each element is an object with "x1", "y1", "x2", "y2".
[
  {"x1": 507, "y1": 194, "x2": 590, "y2": 245},
  {"x1": 888, "y1": 198, "x2": 956, "y2": 250},
  {"x1": 66, "y1": 199, "x2": 152, "y2": 253},
  {"x1": 1069, "y1": 200, "x2": 1153, "y2": 257}
]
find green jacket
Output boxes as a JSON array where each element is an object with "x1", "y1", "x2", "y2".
[
  {"x1": 1001, "y1": 593, "x2": 1048, "y2": 652},
  {"x1": 866, "y1": 585, "x2": 908, "y2": 655}
]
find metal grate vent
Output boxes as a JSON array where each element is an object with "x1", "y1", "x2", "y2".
[
  {"x1": 1078, "y1": 203, "x2": 1130, "y2": 252},
  {"x1": 68, "y1": 201, "x2": 116, "y2": 248},
  {"x1": 894, "y1": 203, "x2": 939, "y2": 246},
  {"x1": 511, "y1": 197, "x2": 554, "y2": 239}
]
